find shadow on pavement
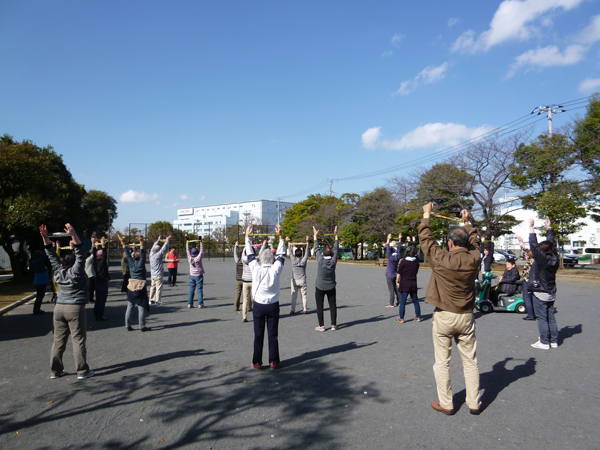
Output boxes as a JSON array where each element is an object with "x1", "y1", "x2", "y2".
[
  {"x1": 558, "y1": 324, "x2": 582, "y2": 345},
  {"x1": 1, "y1": 353, "x2": 381, "y2": 450},
  {"x1": 474, "y1": 357, "x2": 537, "y2": 412},
  {"x1": 338, "y1": 315, "x2": 386, "y2": 329},
  {"x1": 284, "y1": 341, "x2": 377, "y2": 368},
  {"x1": 0, "y1": 312, "x2": 53, "y2": 341}
]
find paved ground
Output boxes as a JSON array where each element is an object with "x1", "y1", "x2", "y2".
[{"x1": 1, "y1": 258, "x2": 599, "y2": 450}]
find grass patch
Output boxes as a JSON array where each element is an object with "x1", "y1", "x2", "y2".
[{"x1": 0, "y1": 278, "x2": 36, "y2": 310}]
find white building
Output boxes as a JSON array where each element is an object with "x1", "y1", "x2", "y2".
[
  {"x1": 173, "y1": 199, "x2": 293, "y2": 237},
  {"x1": 496, "y1": 199, "x2": 599, "y2": 250}
]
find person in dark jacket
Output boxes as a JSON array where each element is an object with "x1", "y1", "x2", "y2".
[
  {"x1": 41, "y1": 223, "x2": 94, "y2": 380},
  {"x1": 490, "y1": 256, "x2": 520, "y2": 305},
  {"x1": 313, "y1": 225, "x2": 339, "y2": 331},
  {"x1": 121, "y1": 251, "x2": 131, "y2": 293},
  {"x1": 92, "y1": 237, "x2": 109, "y2": 321},
  {"x1": 118, "y1": 234, "x2": 150, "y2": 332},
  {"x1": 528, "y1": 218, "x2": 559, "y2": 350},
  {"x1": 480, "y1": 236, "x2": 494, "y2": 277},
  {"x1": 384, "y1": 233, "x2": 402, "y2": 307},
  {"x1": 29, "y1": 250, "x2": 49, "y2": 315},
  {"x1": 395, "y1": 246, "x2": 421, "y2": 322}
]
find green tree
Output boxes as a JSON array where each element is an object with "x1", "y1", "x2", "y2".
[
  {"x1": 81, "y1": 190, "x2": 118, "y2": 238},
  {"x1": 0, "y1": 134, "x2": 85, "y2": 279},
  {"x1": 570, "y1": 94, "x2": 600, "y2": 194},
  {"x1": 511, "y1": 133, "x2": 587, "y2": 245}
]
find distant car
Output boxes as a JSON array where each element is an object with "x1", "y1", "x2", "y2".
[
  {"x1": 366, "y1": 250, "x2": 379, "y2": 260},
  {"x1": 559, "y1": 250, "x2": 578, "y2": 268},
  {"x1": 493, "y1": 251, "x2": 506, "y2": 262}
]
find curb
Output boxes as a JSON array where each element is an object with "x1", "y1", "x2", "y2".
[{"x1": 0, "y1": 294, "x2": 36, "y2": 316}]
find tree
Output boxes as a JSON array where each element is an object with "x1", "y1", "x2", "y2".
[
  {"x1": 0, "y1": 135, "x2": 85, "y2": 279},
  {"x1": 570, "y1": 94, "x2": 600, "y2": 194},
  {"x1": 511, "y1": 133, "x2": 587, "y2": 245},
  {"x1": 453, "y1": 131, "x2": 529, "y2": 238},
  {"x1": 81, "y1": 190, "x2": 118, "y2": 238}
]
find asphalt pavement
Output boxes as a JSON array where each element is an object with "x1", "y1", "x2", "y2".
[{"x1": 1, "y1": 258, "x2": 599, "y2": 450}]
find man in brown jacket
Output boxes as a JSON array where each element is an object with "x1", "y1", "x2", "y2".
[{"x1": 418, "y1": 203, "x2": 482, "y2": 416}]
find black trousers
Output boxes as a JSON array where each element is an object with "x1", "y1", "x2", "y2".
[
  {"x1": 88, "y1": 277, "x2": 96, "y2": 302},
  {"x1": 315, "y1": 287, "x2": 337, "y2": 327},
  {"x1": 252, "y1": 302, "x2": 280, "y2": 365},
  {"x1": 168, "y1": 268, "x2": 178, "y2": 286},
  {"x1": 34, "y1": 284, "x2": 46, "y2": 313}
]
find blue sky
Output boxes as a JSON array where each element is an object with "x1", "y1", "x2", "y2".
[{"x1": 1, "y1": 0, "x2": 599, "y2": 230}]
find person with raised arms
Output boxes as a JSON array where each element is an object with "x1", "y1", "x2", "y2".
[
  {"x1": 118, "y1": 234, "x2": 151, "y2": 332},
  {"x1": 41, "y1": 223, "x2": 94, "y2": 380},
  {"x1": 245, "y1": 224, "x2": 286, "y2": 370},
  {"x1": 149, "y1": 234, "x2": 172, "y2": 306},
  {"x1": 313, "y1": 225, "x2": 339, "y2": 332},
  {"x1": 286, "y1": 235, "x2": 310, "y2": 315}
]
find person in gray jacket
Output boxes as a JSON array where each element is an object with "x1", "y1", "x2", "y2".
[
  {"x1": 313, "y1": 225, "x2": 339, "y2": 331},
  {"x1": 41, "y1": 223, "x2": 94, "y2": 380},
  {"x1": 286, "y1": 236, "x2": 310, "y2": 315}
]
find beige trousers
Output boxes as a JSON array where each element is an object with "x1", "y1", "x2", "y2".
[
  {"x1": 149, "y1": 275, "x2": 163, "y2": 303},
  {"x1": 432, "y1": 309, "x2": 481, "y2": 410},
  {"x1": 290, "y1": 278, "x2": 308, "y2": 312},
  {"x1": 242, "y1": 281, "x2": 253, "y2": 320},
  {"x1": 50, "y1": 304, "x2": 90, "y2": 377}
]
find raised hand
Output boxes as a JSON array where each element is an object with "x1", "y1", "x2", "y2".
[
  {"x1": 545, "y1": 219, "x2": 551, "y2": 229},
  {"x1": 64, "y1": 223, "x2": 76, "y2": 236},
  {"x1": 246, "y1": 225, "x2": 253, "y2": 235},
  {"x1": 275, "y1": 223, "x2": 282, "y2": 235},
  {"x1": 423, "y1": 202, "x2": 433, "y2": 213},
  {"x1": 40, "y1": 225, "x2": 48, "y2": 237},
  {"x1": 460, "y1": 209, "x2": 469, "y2": 222}
]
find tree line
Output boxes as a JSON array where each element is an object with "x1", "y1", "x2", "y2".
[{"x1": 0, "y1": 134, "x2": 117, "y2": 279}]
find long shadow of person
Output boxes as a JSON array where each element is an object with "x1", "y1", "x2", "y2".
[
  {"x1": 454, "y1": 357, "x2": 537, "y2": 412},
  {"x1": 558, "y1": 324, "x2": 582, "y2": 345}
]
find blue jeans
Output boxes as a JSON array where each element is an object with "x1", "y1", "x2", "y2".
[
  {"x1": 522, "y1": 281, "x2": 536, "y2": 319},
  {"x1": 188, "y1": 275, "x2": 204, "y2": 306},
  {"x1": 533, "y1": 296, "x2": 557, "y2": 345},
  {"x1": 94, "y1": 282, "x2": 109, "y2": 319},
  {"x1": 399, "y1": 291, "x2": 421, "y2": 320}
]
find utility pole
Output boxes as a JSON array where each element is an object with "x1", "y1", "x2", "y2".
[
  {"x1": 327, "y1": 179, "x2": 338, "y2": 196},
  {"x1": 276, "y1": 197, "x2": 282, "y2": 224},
  {"x1": 531, "y1": 105, "x2": 565, "y2": 137}
]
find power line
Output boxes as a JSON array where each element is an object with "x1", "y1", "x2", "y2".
[{"x1": 279, "y1": 95, "x2": 595, "y2": 200}]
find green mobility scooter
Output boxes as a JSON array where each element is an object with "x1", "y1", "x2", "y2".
[{"x1": 476, "y1": 272, "x2": 526, "y2": 314}]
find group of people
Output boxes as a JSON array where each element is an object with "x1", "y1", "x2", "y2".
[{"x1": 35, "y1": 207, "x2": 559, "y2": 416}]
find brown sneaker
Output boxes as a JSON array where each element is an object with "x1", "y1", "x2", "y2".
[{"x1": 431, "y1": 401, "x2": 455, "y2": 415}]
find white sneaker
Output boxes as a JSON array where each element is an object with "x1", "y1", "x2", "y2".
[
  {"x1": 78, "y1": 371, "x2": 95, "y2": 380},
  {"x1": 149, "y1": 301, "x2": 156, "y2": 305},
  {"x1": 155, "y1": 301, "x2": 163, "y2": 306},
  {"x1": 531, "y1": 341, "x2": 550, "y2": 350},
  {"x1": 51, "y1": 371, "x2": 67, "y2": 379},
  {"x1": 550, "y1": 343, "x2": 558, "y2": 348}
]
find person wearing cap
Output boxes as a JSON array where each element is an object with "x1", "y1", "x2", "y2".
[
  {"x1": 92, "y1": 236, "x2": 110, "y2": 321},
  {"x1": 149, "y1": 235, "x2": 171, "y2": 306},
  {"x1": 245, "y1": 224, "x2": 286, "y2": 370},
  {"x1": 489, "y1": 255, "x2": 520, "y2": 305},
  {"x1": 186, "y1": 235, "x2": 205, "y2": 308}
]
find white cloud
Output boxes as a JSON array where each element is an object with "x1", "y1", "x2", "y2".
[
  {"x1": 507, "y1": 44, "x2": 586, "y2": 76},
  {"x1": 391, "y1": 33, "x2": 405, "y2": 47},
  {"x1": 180, "y1": 194, "x2": 193, "y2": 201},
  {"x1": 452, "y1": 0, "x2": 583, "y2": 53},
  {"x1": 394, "y1": 62, "x2": 449, "y2": 95},
  {"x1": 576, "y1": 14, "x2": 600, "y2": 45},
  {"x1": 119, "y1": 190, "x2": 160, "y2": 203},
  {"x1": 507, "y1": 14, "x2": 600, "y2": 76},
  {"x1": 362, "y1": 123, "x2": 494, "y2": 151},
  {"x1": 199, "y1": 195, "x2": 206, "y2": 201},
  {"x1": 579, "y1": 78, "x2": 600, "y2": 92},
  {"x1": 382, "y1": 50, "x2": 394, "y2": 57},
  {"x1": 362, "y1": 127, "x2": 382, "y2": 150},
  {"x1": 448, "y1": 18, "x2": 459, "y2": 28}
]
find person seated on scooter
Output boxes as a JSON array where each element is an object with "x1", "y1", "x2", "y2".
[
  {"x1": 480, "y1": 236, "x2": 494, "y2": 280},
  {"x1": 490, "y1": 256, "x2": 520, "y2": 305}
]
